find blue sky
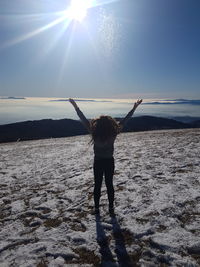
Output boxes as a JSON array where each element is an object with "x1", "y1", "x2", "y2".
[{"x1": 0, "y1": 0, "x2": 200, "y2": 99}]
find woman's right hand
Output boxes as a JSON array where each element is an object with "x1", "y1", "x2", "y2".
[{"x1": 69, "y1": 98, "x2": 79, "y2": 109}]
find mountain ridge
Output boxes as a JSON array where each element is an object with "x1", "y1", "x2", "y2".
[{"x1": 0, "y1": 115, "x2": 199, "y2": 143}]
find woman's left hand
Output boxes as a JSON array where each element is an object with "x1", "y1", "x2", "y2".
[{"x1": 133, "y1": 99, "x2": 143, "y2": 110}]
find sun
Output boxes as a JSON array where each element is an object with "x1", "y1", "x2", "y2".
[{"x1": 66, "y1": 0, "x2": 93, "y2": 22}]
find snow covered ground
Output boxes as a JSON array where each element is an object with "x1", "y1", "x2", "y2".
[{"x1": 0, "y1": 128, "x2": 200, "y2": 266}]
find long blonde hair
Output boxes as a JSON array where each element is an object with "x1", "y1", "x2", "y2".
[{"x1": 90, "y1": 116, "x2": 121, "y2": 143}]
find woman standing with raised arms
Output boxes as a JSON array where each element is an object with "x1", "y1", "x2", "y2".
[{"x1": 69, "y1": 98, "x2": 142, "y2": 216}]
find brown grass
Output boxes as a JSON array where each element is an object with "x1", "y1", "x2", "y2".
[
  {"x1": 72, "y1": 247, "x2": 100, "y2": 265},
  {"x1": 36, "y1": 258, "x2": 48, "y2": 267},
  {"x1": 43, "y1": 218, "x2": 62, "y2": 228}
]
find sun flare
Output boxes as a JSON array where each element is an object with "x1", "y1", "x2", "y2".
[{"x1": 66, "y1": 0, "x2": 93, "y2": 22}]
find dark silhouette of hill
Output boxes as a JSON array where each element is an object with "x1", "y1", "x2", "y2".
[
  {"x1": 0, "y1": 119, "x2": 87, "y2": 143},
  {"x1": 190, "y1": 120, "x2": 200, "y2": 128},
  {"x1": 121, "y1": 116, "x2": 189, "y2": 132},
  {"x1": 170, "y1": 116, "x2": 200, "y2": 123},
  {"x1": 0, "y1": 116, "x2": 199, "y2": 143}
]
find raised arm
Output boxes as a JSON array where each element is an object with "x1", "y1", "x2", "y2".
[
  {"x1": 69, "y1": 98, "x2": 91, "y2": 133},
  {"x1": 119, "y1": 99, "x2": 143, "y2": 129}
]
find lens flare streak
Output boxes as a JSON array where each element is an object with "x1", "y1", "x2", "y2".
[
  {"x1": 0, "y1": 15, "x2": 67, "y2": 50},
  {"x1": 1, "y1": 0, "x2": 119, "y2": 50},
  {"x1": 1, "y1": 0, "x2": 120, "y2": 89}
]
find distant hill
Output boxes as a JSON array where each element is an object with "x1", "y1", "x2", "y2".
[
  {"x1": 190, "y1": 120, "x2": 200, "y2": 128},
  {"x1": 0, "y1": 116, "x2": 199, "y2": 143},
  {"x1": 0, "y1": 119, "x2": 87, "y2": 143},
  {"x1": 171, "y1": 116, "x2": 200, "y2": 123},
  {"x1": 122, "y1": 116, "x2": 189, "y2": 132}
]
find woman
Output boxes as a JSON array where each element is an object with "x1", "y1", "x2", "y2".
[{"x1": 69, "y1": 98, "x2": 142, "y2": 215}]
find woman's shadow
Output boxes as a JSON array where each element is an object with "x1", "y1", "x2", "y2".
[{"x1": 95, "y1": 214, "x2": 132, "y2": 266}]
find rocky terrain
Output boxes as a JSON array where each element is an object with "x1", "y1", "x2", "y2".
[{"x1": 0, "y1": 128, "x2": 200, "y2": 266}]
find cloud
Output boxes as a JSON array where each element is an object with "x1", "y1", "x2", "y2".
[
  {"x1": 49, "y1": 99, "x2": 112, "y2": 103},
  {"x1": 143, "y1": 99, "x2": 200, "y2": 105},
  {"x1": 0, "y1": 96, "x2": 26, "y2": 100}
]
